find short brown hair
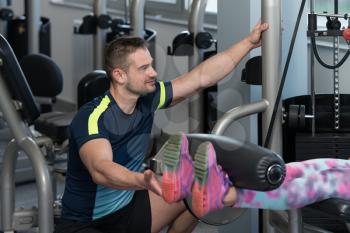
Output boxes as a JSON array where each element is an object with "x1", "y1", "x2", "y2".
[{"x1": 104, "y1": 37, "x2": 148, "y2": 81}]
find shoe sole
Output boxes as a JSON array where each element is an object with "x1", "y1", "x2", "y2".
[
  {"x1": 192, "y1": 142, "x2": 211, "y2": 217},
  {"x1": 194, "y1": 142, "x2": 211, "y2": 186},
  {"x1": 163, "y1": 134, "x2": 183, "y2": 169},
  {"x1": 162, "y1": 134, "x2": 183, "y2": 203}
]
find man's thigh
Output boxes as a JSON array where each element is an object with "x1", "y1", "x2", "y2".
[
  {"x1": 56, "y1": 191, "x2": 151, "y2": 233},
  {"x1": 95, "y1": 190, "x2": 151, "y2": 233},
  {"x1": 148, "y1": 190, "x2": 188, "y2": 233},
  {"x1": 126, "y1": 190, "x2": 152, "y2": 233}
]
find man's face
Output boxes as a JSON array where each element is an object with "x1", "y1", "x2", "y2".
[{"x1": 124, "y1": 48, "x2": 158, "y2": 96}]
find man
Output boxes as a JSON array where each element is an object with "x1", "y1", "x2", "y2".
[{"x1": 55, "y1": 22, "x2": 268, "y2": 233}]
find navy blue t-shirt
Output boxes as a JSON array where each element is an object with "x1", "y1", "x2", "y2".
[{"x1": 61, "y1": 81, "x2": 173, "y2": 222}]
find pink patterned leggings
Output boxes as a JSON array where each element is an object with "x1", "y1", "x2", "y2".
[{"x1": 233, "y1": 158, "x2": 350, "y2": 210}]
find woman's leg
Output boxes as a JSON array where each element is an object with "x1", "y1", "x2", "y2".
[
  {"x1": 232, "y1": 158, "x2": 350, "y2": 210},
  {"x1": 161, "y1": 134, "x2": 350, "y2": 217}
]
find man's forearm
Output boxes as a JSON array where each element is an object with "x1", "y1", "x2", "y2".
[
  {"x1": 192, "y1": 37, "x2": 254, "y2": 89},
  {"x1": 92, "y1": 160, "x2": 146, "y2": 190}
]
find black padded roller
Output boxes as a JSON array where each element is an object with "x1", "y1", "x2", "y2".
[{"x1": 187, "y1": 134, "x2": 286, "y2": 191}]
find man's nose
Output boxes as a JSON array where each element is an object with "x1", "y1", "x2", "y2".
[{"x1": 149, "y1": 67, "x2": 157, "y2": 77}]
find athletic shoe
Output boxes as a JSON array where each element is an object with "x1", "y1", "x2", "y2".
[
  {"x1": 162, "y1": 133, "x2": 194, "y2": 203},
  {"x1": 192, "y1": 141, "x2": 231, "y2": 217}
]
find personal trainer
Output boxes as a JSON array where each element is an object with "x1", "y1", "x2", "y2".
[{"x1": 54, "y1": 22, "x2": 268, "y2": 233}]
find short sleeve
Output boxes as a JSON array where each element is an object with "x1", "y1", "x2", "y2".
[
  {"x1": 145, "y1": 81, "x2": 173, "y2": 112},
  {"x1": 70, "y1": 97, "x2": 110, "y2": 150}
]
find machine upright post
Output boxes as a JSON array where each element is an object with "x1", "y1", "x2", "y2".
[
  {"x1": 93, "y1": 0, "x2": 107, "y2": 69},
  {"x1": 333, "y1": 0, "x2": 340, "y2": 131},
  {"x1": 188, "y1": 0, "x2": 207, "y2": 133},
  {"x1": 27, "y1": 0, "x2": 40, "y2": 54},
  {"x1": 261, "y1": 0, "x2": 282, "y2": 232},
  {"x1": 124, "y1": 0, "x2": 129, "y2": 24},
  {"x1": 0, "y1": 0, "x2": 6, "y2": 7},
  {"x1": 310, "y1": 0, "x2": 315, "y2": 13},
  {"x1": 130, "y1": 0, "x2": 146, "y2": 37},
  {"x1": 310, "y1": 1, "x2": 316, "y2": 135},
  {"x1": 333, "y1": 37, "x2": 340, "y2": 130},
  {"x1": 0, "y1": 0, "x2": 8, "y2": 36},
  {"x1": 288, "y1": 209, "x2": 303, "y2": 233},
  {"x1": 0, "y1": 73, "x2": 54, "y2": 233},
  {"x1": 310, "y1": 47, "x2": 316, "y2": 135}
]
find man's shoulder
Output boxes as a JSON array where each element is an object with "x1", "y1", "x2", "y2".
[{"x1": 71, "y1": 95, "x2": 111, "y2": 125}]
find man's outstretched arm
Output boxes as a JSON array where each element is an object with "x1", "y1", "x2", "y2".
[
  {"x1": 170, "y1": 23, "x2": 268, "y2": 106},
  {"x1": 79, "y1": 138, "x2": 162, "y2": 195}
]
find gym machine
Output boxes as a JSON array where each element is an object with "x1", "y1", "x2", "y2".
[
  {"x1": 0, "y1": 0, "x2": 51, "y2": 60},
  {"x1": 0, "y1": 34, "x2": 54, "y2": 233},
  {"x1": 75, "y1": 0, "x2": 156, "y2": 70},
  {"x1": 0, "y1": 27, "x2": 109, "y2": 233},
  {"x1": 0, "y1": 0, "x2": 13, "y2": 37},
  {"x1": 280, "y1": 0, "x2": 350, "y2": 231},
  {"x1": 151, "y1": 0, "x2": 287, "y2": 227},
  {"x1": 150, "y1": 131, "x2": 285, "y2": 226},
  {"x1": 155, "y1": 0, "x2": 350, "y2": 231},
  {"x1": 241, "y1": 0, "x2": 350, "y2": 232},
  {"x1": 238, "y1": 0, "x2": 350, "y2": 231},
  {"x1": 0, "y1": 1, "x2": 52, "y2": 184}
]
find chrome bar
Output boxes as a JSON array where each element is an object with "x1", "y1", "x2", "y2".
[
  {"x1": 188, "y1": 0, "x2": 207, "y2": 133},
  {"x1": 289, "y1": 209, "x2": 303, "y2": 233},
  {"x1": 262, "y1": 0, "x2": 282, "y2": 232},
  {"x1": 0, "y1": 70, "x2": 54, "y2": 232},
  {"x1": 27, "y1": 0, "x2": 40, "y2": 54},
  {"x1": 212, "y1": 100, "x2": 269, "y2": 136},
  {"x1": 130, "y1": 0, "x2": 146, "y2": 37},
  {"x1": 93, "y1": 0, "x2": 107, "y2": 69}
]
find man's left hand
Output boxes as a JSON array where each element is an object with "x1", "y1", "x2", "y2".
[
  {"x1": 144, "y1": 169, "x2": 162, "y2": 196},
  {"x1": 248, "y1": 22, "x2": 269, "y2": 48}
]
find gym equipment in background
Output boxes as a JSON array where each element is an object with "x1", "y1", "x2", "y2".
[
  {"x1": 167, "y1": 0, "x2": 217, "y2": 134},
  {"x1": 0, "y1": 34, "x2": 111, "y2": 233},
  {"x1": 0, "y1": 33, "x2": 53, "y2": 233},
  {"x1": 74, "y1": 0, "x2": 156, "y2": 70},
  {"x1": 5, "y1": 0, "x2": 50, "y2": 60},
  {"x1": 242, "y1": 0, "x2": 350, "y2": 231},
  {"x1": 281, "y1": 2, "x2": 350, "y2": 231}
]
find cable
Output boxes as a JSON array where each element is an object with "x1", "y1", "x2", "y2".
[
  {"x1": 264, "y1": 0, "x2": 306, "y2": 148},
  {"x1": 311, "y1": 37, "x2": 350, "y2": 69}
]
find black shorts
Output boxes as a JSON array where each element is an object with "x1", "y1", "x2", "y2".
[{"x1": 54, "y1": 190, "x2": 151, "y2": 233}]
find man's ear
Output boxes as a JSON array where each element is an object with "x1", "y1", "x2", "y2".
[{"x1": 112, "y1": 68, "x2": 127, "y2": 84}]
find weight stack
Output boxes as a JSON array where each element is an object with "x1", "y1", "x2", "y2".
[
  {"x1": 7, "y1": 16, "x2": 51, "y2": 60},
  {"x1": 282, "y1": 94, "x2": 350, "y2": 162},
  {"x1": 295, "y1": 133, "x2": 350, "y2": 161}
]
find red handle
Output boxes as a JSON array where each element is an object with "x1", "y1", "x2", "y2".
[{"x1": 343, "y1": 28, "x2": 350, "y2": 41}]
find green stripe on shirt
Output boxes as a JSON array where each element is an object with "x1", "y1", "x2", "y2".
[
  {"x1": 157, "y1": 81, "x2": 166, "y2": 110},
  {"x1": 88, "y1": 95, "x2": 111, "y2": 135}
]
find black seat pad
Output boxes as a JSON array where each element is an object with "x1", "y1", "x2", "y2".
[
  {"x1": 34, "y1": 112, "x2": 75, "y2": 143},
  {"x1": 20, "y1": 53, "x2": 63, "y2": 98},
  {"x1": 34, "y1": 70, "x2": 110, "y2": 144}
]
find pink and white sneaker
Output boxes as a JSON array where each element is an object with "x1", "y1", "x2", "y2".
[
  {"x1": 192, "y1": 142, "x2": 231, "y2": 217},
  {"x1": 162, "y1": 133, "x2": 194, "y2": 203}
]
